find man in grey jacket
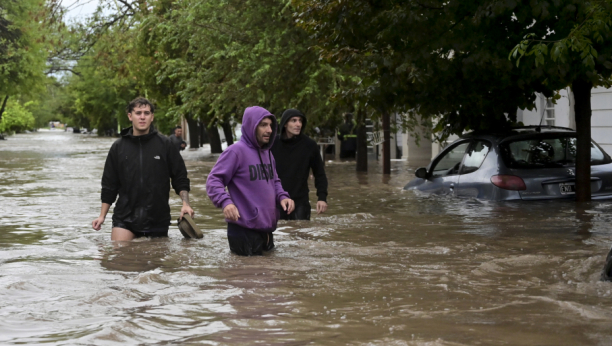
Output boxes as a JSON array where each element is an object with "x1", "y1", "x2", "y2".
[{"x1": 169, "y1": 126, "x2": 187, "y2": 151}]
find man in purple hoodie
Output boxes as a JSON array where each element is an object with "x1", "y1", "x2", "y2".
[{"x1": 206, "y1": 106, "x2": 294, "y2": 256}]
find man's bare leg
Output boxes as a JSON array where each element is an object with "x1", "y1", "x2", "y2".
[{"x1": 111, "y1": 227, "x2": 136, "y2": 241}]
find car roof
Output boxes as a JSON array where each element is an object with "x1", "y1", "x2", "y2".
[{"x1": 460, "y1": 126, "x2": 576, "y2": 143}]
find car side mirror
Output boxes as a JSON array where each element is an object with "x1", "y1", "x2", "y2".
[{"x1": 415, "y1": 167, "x2": 428, "y2": 179}]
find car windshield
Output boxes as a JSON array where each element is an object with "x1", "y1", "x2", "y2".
[{"x1": 501, "y1": 136, "x2": 612, "y2": 168}]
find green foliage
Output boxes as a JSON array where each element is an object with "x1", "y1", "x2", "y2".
[
  {"x1": 144, "y1": 0, "x2": 346, "y2": 131},
  {"x1": 66, "y1": 51, "x2": 139, "y2": 131},
  {"x1": 59, "y1": 5, "x2": 162, "y2": 134},
  {"x1": 52, "y1": 0, "x2": 354, "y2": 135},
  {"x1": 509, "y1": 0, "x2": 612, "y2": 88},
  {"x1": 0, "y1": 100, "x2": 35, "y2": 133},
  {"x1": 0, "y1": 0, "x2": 52, "y2": 101},
  {"x1": 15, "y1": 77, "x2": 69, "y2": 128}
]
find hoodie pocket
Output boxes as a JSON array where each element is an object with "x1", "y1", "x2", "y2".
[
  {"x1": 244, "y1": 207, "x2": 277, "y2": 231},
  {"x1": 243, "y1": 207, "x2": 259, "y2": 229}
]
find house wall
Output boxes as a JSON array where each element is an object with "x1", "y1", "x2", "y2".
[
  {"x1": 401, "y1": 127, "x2": 433, "y2": 166},
  {"x1": 519, "y1": 89, "x2": 574, "y2": 129},
  {"x1": 592, "y1": 86, "x2": 612, "y2": 154}
]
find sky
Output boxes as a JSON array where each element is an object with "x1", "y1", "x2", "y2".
[{"x1": 62, "y1": 0, "x2": 100, "y2": 22}]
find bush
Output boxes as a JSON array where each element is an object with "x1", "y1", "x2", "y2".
[{"x1": 0, "y1": 101, "x2": 36, "y2": 134}]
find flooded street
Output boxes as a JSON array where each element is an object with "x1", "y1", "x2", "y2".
[{"x1": 3, "y1": 131, "x2": 612, "y2": 345}]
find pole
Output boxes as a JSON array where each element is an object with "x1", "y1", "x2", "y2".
[{"x1": 382, "y1": 109, "x2": 390, "y2": 174}]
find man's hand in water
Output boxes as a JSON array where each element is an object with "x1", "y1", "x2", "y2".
[
  {"x1": 92, "y1": 216, "x2": 105, "y2": 230},
  {"x1": 280, "y1": 198, "x2": 295, "y2": 214},
  {"x1": 316, "y1": 201, "x2": 328, "y2": 214},
  {"x1": 223, "y1": 204, "x2": 240, "y2": 221},
  {"x1": 92, "y1": 203, "x2": 111, "y2": 230},
  {"x1": 180, "y1": 205, "x2": 194, "y2": 220}
]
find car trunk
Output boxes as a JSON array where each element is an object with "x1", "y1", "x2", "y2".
[{"x1": 511, "y1": 165, "x2": 612, "y2": 200}]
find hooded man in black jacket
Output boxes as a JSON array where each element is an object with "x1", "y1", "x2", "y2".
[
  {"x1": 271, "y1": 109, "x2": 328, "y2": 220},
  {"x1": 91, "y1": 97, "x2": 193, "y2": 241}
]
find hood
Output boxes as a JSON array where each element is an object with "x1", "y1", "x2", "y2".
[
  {"x1": 279, "y1": 108, "x2": 307, "y2": 137},
  {"x1": 240, "y1": 106, "x2": 277, "y2": 150},
  {"x1": 120, "y1": 125, "x2": 158, "y2": 140}
]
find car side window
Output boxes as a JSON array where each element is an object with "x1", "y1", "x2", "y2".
[
  {"x1": 431, "y1": 142, "x2": 471, "y2": 177},
  {"x1": 460, "y1": 140, "x2": 491, "y2": 174},
  {"x1": 503, "y1": 136, "x2": 612, "y2": 168}
]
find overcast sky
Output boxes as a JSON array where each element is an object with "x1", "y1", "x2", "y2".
[{"x1": 62, "y1": 0, "x2": 99, "y2": 22}]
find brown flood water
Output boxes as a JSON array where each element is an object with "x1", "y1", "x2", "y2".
[{"x1": 2, "y1": 131, "x2": 612, "y2": 345}]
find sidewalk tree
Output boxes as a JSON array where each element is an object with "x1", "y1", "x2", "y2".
[
  {"x1": 0, "y1": 0, "x2": 53, "y2": 121},
  {"x1": 510, "y1": 0, "x2": 612, "y2": 202}
]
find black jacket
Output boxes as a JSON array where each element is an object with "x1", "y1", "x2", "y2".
[
  {"x1": 271, "y1": 109, "x2": 328, "y2": 203},
  {"x1": 168, "y1": 134, "x2": 186, "y2": 151},
  {"x1": 101, "y1": 126, "x2": 190, "y2": 230}
]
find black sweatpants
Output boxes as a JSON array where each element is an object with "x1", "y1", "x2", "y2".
[{"x1": 227, "y1": 223, "x2": 274, "y2": 256}]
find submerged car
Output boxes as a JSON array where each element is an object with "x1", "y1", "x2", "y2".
[{"x1": 404, "y1": 126, "x2": 612, "y2": 200}]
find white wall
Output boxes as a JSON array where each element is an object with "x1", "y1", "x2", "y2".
[
  {"x1": 591, "y1": 87, "x2": 612, "y2": 154},
  {"x1": 519, "y1": 89, "x2": 574, "y2": 129}
]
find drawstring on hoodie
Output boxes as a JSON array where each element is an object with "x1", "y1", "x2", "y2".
[{"x1": 257, "y1": 150, "x2": 272, "y2": 182}]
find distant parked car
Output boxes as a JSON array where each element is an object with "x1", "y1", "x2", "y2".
[{"x1": 404, "y1": 126, "x2": 612, "y2": 200}]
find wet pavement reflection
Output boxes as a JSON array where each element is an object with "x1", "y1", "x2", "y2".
[{"x1": 2, "y1": 131, "x2": 612, "y2": 345}]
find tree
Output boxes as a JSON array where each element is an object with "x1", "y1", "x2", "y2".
[
  {"x1": 58, "y1": 0, "x2": 352, "y2": 147},
  {"x1": 510, "y1": 0, "x2": 612, "y2": 202},
  {"x1": 147, "y1": 0, "x2": 346, "y2": 151},
  {"x1": 57, "y1": 0, "x2": 174, "y2": 135},
  {"x1": 18, "y1": 76, "x2": 69, "y2": 128},
  {"x1": 62, "y1": 48, "x2": 138, "y2": 132},
  {"x1": 0, "y1": 0, "x2": 51, "y2": 121}
]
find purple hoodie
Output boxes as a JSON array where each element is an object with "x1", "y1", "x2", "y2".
[{"x1": 206, "y1": 106, "x2": 290, "y2": 232}]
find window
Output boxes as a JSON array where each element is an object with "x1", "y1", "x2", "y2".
[
  {"x1": 461, "y1": 140, "x2": 491, "y2": 174},
  {"x1": 544, "y1": 99, "x2": 555, "y2": 126},
  {"x1": 431, "y1": 142, "x2": 470, "y2": 177},
  {"x1": 502, "y1": 136, "x2": 612, "y2": 168}
]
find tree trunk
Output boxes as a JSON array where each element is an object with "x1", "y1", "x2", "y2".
[
  {"x1": 382, "y1": 109, "x2": 391, "y2": 175},
  {"x1": 572, "y1": 78, "x2": 593, "y2": 203},
  {"x1": 185, "y1": 114, "x2": 200, "y2": 149},
  {"x1": 208, "y1": 123, "x2": 223, "y2": 154},
  {"x1": 356, "y1": 108, "x2": 368, "y2": 172},
  {"x1": 222, "y1": 120, "x2": 234, "y2": 146},
  {"x1": 0, "y1": 95, "x2": 8, "y2": 122},
  {"x1": 199, "y1": 120, "x2": 209, "y2": 145}
]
